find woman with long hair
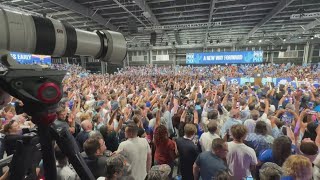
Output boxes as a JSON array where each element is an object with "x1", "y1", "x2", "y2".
[
  {"x1": 153, "y1": 125, "x2": 177, "y2": 179},
  {"x1": 259, "y1": 136, "x2": 293, "y2": 167}
]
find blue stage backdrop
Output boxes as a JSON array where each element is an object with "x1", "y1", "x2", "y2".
[
  {"x1": 186, "y1": 51, "x2": 263, "y2": 64},
  {"x1": 10, "y1": 52, "x2": 52, "y2": 64}
]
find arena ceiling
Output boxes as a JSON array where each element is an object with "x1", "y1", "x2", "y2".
[{"x1": 1, "y1": 0, "x2": 320, "y2": 48}]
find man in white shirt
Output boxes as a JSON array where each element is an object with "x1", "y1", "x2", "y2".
[
  {"x1": 200, "y1": 121, "x2": 220, "y2": 152},
  {"x1": 220, "y1": 109, "x2": 242, "y2": 137},
  {"x1": 116, "y1": 122, "x2": 151, "y2": 180},
  {"x1": 244, "y1": 110, "x2": 259, "y2": 134},
  {"x1": 227, "y1": 124, "x2": 258, "y2": 179}
]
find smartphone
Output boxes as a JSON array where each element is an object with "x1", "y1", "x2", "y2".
[{"x1": 245, "y1": 177, "x2": 254, "y2": 180}]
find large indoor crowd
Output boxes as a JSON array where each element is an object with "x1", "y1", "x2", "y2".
[{"x1": 0, "y1": 63, "x2": 320, "y2": 180}]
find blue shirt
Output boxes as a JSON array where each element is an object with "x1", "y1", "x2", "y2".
[
  {"x1": 220, "y1": 118, "x2": 242, "y2": 137},
  {"x1": 246, "y1": 133, "x2": 273, "y2": 155},
  {"x1": 195, "y1": 151, "x2": 227, "y2": 180},
  {"x1": 259, "y1": 145, "x2": 297, "y2": 163}
]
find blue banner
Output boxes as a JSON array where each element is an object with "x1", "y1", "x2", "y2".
[
  {"x1": 186, "y1": 51, "x2": 263, "y2": 64},
  {"x1": 10, "y1": 52, "x2": 51, "y2": 64},
  {"x1": 240, "y1": 78, "x2": 253, "y2": 85},
  {"x1": 275, "y1": 78, "x2": 292, "y2": 86}
]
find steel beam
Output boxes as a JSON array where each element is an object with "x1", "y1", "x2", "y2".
[
  {"x1": 134, "y1": 0, "x2": 172, "y2": 44},
  {"x1": 238, "y1": 0, "x2": 295, "y2": 45},
  {"x1": 47, "y1": 0, "x2": 118, "y2": 30},
  {"x1": 274, "y1": 18, "x2": 320, "y2": 45},
  {"x1": 47, "y1": 10, "x2": 74, "y2": 17},
  {"x1": 174, "y1": 30, "x2": 182, "y2": 45},
  {"x1": 47, "y1": 0, "x2": 139, "y2": 44},
  {"x1": 112, "y1": 0, "x2": 147, "y2": 27},
  {"x1": 204, "y1": 0, "x2": 218, "y2": 47}
]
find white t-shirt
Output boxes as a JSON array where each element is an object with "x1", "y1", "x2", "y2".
[
  {"x1": 244, "y1": 119, "x2": 256, "y2": 134},
  {"x1": 57, "y1": 165, "x2": 80, "y2": 180},
  {"x1": 199, "y1": 132, "x2": 220, "y2": 152},
  {"x1": 227, "y1": 141, "x2": 258, "y2": 179},
  {"x1": 117, "y1": 137, "x2": 151, "y2": 180}
]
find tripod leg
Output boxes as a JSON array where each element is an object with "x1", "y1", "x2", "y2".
[
  {"x1": 38, "y1": 124, "x2": 57, "y2": 180},
  {"x1": 50, "y1": 124, "x2": 95, "y2": 180}
]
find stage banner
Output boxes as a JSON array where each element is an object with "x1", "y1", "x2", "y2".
[
  {"x1": 275, "y1": 78, "x2": 292, "y2": 86},
  {"x1": 262, "y1": 77, "x2": 273, "y2": 85},
  {"x1": 10, "y1": 52, "x2": 52, "y2": 64},
  {"x1": 186, "y1": 51, "x2": 263, "y2": 64},
  {"x1": 240, "y1": 78, "x2": 253, "y2": 85}
]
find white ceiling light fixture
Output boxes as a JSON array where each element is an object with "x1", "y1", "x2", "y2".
[
  {"x1": 258, "y1": 39, "x2": 262, "y2": 43},
  {"x1": 11, "y1": 0, "x2": 23, "y2": 2},
  {"x1": 142, "y1": 12, "x2": 151, "y2": 18}
]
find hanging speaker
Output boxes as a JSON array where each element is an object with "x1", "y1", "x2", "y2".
[
  {"x1": 150, "y1": 32, "x2": 157, "y2": 45},
  {"x1": 128, "y1": 17, "x2": 137, "y2": 33}
]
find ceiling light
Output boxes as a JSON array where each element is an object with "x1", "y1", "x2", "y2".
[
  {"x1": 298, "y1": 36, "x2": 302, "y2": 39},
  {"x1": 11, "y1": 0, "x2": 23, "y2": 2},
  {"x1": 283, "y1": 38, "x2": 286, "y2": 42},
  {"x1": 249, "y1": 40, "x2": 252, "y2": 43},
  {"x1": 258, "y1": 39, "x2": 262, "y2": 43},
  {"x1": 311, "y1": 36, "x2": 314, "y2": 40}
]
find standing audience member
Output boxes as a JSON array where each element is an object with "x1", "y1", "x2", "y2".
[
  {"x1": 259, "y1": 162, "x2": 282, "y2": 180},
  {"x1": 153, "y1": 125, "x2": 177, "y2": 178},
  {"x1": 259, "y1": 136, "x2": 294, "y2": 166},
  {"x1": 146, "y1": 164, "x2": 171, "y2": 180},
  {"x1": 116, "y1": 122, "x2": 152, "y2": 180},
  {"x1": 176, "y1": 123, "x2": 199, "y2": 180},
  {"x1": 227, "y1": 124, "x2": 258, "y2": 179},
  {"x1": 82, "y1": 136, "x2": 108, "y2": 179},
  {"x1": 193, "y1": 138, "x2": 228, "y2": 180},
  {"x1": 220, "y1": 109, "x2": 242, "y2": 137},
  {"x1": 282, "y1": 155, "x2": 313, "y2": 180},
  {"x1": 76, "y1": 120, "x2": 93, "y2": 152},
  {"x1": 199, "y1": 121, "x2": 220, "y2": 152},
  {"x1": 55, "y1": 145, "x2": 79, "y2": 180},
  {"x1": 246, "y1": 121, "x2": 274, "y2": 155}
]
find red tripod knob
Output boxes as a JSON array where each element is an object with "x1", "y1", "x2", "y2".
[{"x1": 37, "y1": 82, "x2": 61, "y2": 104}]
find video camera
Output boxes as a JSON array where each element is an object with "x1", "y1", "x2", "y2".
[{"x1": 0, "y1": 8, "x2": 127, "y2": 180}]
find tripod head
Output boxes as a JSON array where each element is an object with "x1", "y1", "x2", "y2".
[
  {"x1": 0, "y1": 50, "x2": 95, "y2": 180},
  {"x1": 0, "y1": 49, "x2": 65, "y2": 124}
]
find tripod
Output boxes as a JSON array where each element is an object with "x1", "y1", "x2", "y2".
[{"x1": 0, "y1": 50, "x2": 95, "y2": 180}]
